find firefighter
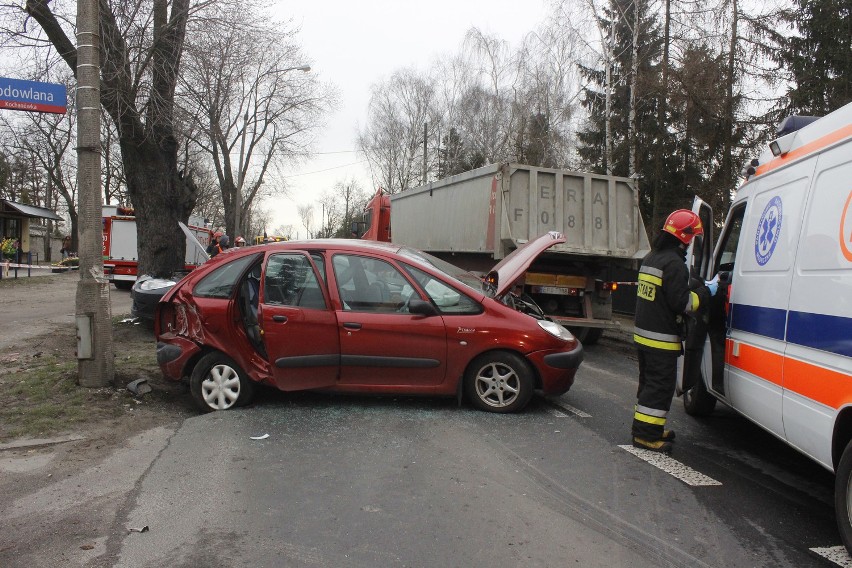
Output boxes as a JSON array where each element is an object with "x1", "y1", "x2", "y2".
[{"x1": 631, "y1": 209, "x2": 719, "y2": 453}]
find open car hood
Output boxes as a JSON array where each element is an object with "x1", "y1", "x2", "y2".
[
  {"x1": 486, "y1": 231, "x2": 566, "y2": 297},
  {"x1": 179, "y1": 221, "x2": 211, "y2": 262}
]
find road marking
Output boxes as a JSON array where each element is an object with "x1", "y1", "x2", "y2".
[
  {"x1": 811, "y1": 546, "x2": 852, "y2": 567},
  {"x1": 618, "y1": 445, "x2": 722, "y2": 486},
  {"x1": 548, "y1": 402, "x2": 591, "y2": 418}
]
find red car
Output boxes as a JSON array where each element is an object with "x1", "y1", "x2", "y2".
[{"x1": 155, "y1": 232, "x2": 583, "y2": 413}]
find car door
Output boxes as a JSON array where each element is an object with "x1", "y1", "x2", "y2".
[
  {"x1": 260, "y1": 251, "x2": 340, "y2": 391},
  {"x1": 330, "y1": 252, "x2": 448, "y2": 388}
]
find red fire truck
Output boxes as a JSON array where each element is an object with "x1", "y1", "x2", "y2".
[{"x1": 102, "y1": 205, "x2": 212, "y2": 289}]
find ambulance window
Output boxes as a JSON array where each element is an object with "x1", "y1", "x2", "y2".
[{"x1": 716, "y1": 205, "x2": 746, "y2": 272}]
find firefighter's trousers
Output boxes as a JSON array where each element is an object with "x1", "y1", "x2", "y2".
[{"x1": 632, "y1": 348, "x2": 678, "y2": 440}]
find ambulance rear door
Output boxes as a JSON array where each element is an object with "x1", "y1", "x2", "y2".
[{"x1": 782, "y1": 139, "x2": 852, "y2": 469}]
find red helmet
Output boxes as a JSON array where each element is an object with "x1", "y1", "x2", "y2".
[{"x1": 662, "y1": 209, "x2": 703, "y2": 245}]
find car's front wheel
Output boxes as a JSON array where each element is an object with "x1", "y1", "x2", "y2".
[
  {"x1": 464, "y1": 351, "x2": 534, "y2": 413},
  {"x1": 190, "y1": 352, "x2": 255, "y2": 412},
  {"x1": 835, "y1": 440, "x2": 852, "y2": 556}
]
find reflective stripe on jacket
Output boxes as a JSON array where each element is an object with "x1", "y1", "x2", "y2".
[{"x1": 633, "y1": 246, "x2": 709, "y2": 352}]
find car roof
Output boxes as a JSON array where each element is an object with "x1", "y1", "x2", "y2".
[{"x1": 262, "y1": 238, "x2": 405, "y2": 255}]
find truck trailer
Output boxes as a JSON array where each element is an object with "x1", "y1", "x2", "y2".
[{"x1": 359, "y1": 162, "x2": 651, "y2": 344}]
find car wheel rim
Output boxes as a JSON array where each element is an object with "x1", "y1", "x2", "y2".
[
  {"x1": 201, "y1": 364, "x2": 241, "y2": 410},
  {"x1": 474, "y1": 362, "x2": 520, "y2": 408}
]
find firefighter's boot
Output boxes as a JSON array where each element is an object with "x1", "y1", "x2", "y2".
[
  {"x1": 661, "y1": 429, "x2": 676, "y2": 442},
  {"x1": 632, "y1": 437, "x2": 673, "y2": 454}
]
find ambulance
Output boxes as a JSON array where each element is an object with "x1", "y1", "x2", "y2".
[{"x1": 677, "y1": 101, "x2": 852, "y2": 551}]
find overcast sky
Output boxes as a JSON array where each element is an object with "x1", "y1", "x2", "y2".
[{"x1": 268, "y1": 0, "x2": 550, "y2": 238}]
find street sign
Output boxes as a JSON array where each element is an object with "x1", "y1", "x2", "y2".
[{"x1": 0, "y1": 77, "x2": 67, "y2": 114}]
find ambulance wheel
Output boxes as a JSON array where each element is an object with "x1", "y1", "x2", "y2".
[
  {"x1": 190, "y1": 352, "x2": 255, "y2": 412},
  {"x1": 683, "y1": 374, "x2": 716, "y2": 416},
  {"x1": 114, "y1": 281, "x2": 133, "y2": 291},
  {"x1": 835, "y1": 440, "x2": 852, "y2": 556}
]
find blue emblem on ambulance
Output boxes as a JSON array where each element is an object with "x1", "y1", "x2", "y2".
[{"x1": 755, "y1": 196, "x2": 782, "y2": 266}]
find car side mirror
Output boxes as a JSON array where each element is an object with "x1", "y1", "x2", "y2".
[{"x1": 408, "y1": 299, "x2": 438, "y2": 317}]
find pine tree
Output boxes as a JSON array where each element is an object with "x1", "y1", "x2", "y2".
[{"x1": 782, "y1": 0, "x2": 852, "y2": 115}]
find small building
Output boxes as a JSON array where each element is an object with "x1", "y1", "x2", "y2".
[{"x1": 0, "y1": 199, "x2": 64, "y2": 262}]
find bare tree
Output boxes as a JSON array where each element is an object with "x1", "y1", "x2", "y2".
[
  {"x1": 358, "y1": 68, "x2": 442, "y2": 193},
  {"x1": 297, "y1": 203, "x2": 314, "y2": 239},
  {"x1": 15, "y1": 0, "x2": 201, "y2": 278},
  {"x1": 179, "y1": 0, "x2": 334, "y2": 239}
]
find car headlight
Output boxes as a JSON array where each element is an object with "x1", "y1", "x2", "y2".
[{"x1": 537, "y1": 320, "x2": 575, "y2": 341}]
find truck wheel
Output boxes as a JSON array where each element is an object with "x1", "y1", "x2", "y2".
[
  {"x1": 190, "y1": 352, "x2": 255, "y2": 412},
  {"x1": 568, "y1": 327, "x2": 603, "y2": 346},
  {"x1": 464, "y1": 351, "x2": 533, "y2": 413},
  {"x1": 835, "y1": 440, "x2": 852, "y2": 556},
  {"x1": 114, "y1": 281, "x2": 133, "y2": 291},
  {"x1": 582, "y1": 328, "x2": 604, "y2": 346},
  {"x1": 683, "y1": 372, "x2": 717, "y2": 416}
]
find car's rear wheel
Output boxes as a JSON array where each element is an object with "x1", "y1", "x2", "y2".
[
  {"x1": 190, "y1": 352, "x2": 255, "y2": 412},
  {"x1": 464, "y1": 351, "x2": 533, "y2": 413}
]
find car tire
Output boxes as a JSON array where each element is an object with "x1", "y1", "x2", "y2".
[
  {"x1": 683, "y1": 372, "x2": 717, "y2": 416},
  {"x1": 835, "y1": 440, "x2": 852, "y2": 556},
  {"x1": 582, "y1": 328, "x2": 604, "y2": 346},
  {"x1": 464, "y1": 351, "x2": 534, "y2": 413},
  {"x1": 190, "y1": 352, "x2": 255, "y2": 412},
  {"x1": 114, "y1": 281, "x2": 133, "y2": 291}
]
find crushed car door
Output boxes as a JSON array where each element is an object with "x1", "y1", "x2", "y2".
[{"x1": 261, "y1": 251, "x2": 340, "y2": 391}]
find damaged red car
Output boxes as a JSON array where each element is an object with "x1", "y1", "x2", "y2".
[{"x1": 155, "y1": 232, "x2": 583, "y2": 413}]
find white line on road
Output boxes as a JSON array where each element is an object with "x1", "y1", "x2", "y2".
[
  {"x1": 548, "y1": 402, "x2": 591, "y2": 418},
  {"x1": 618, "y1": 445, "x2": 722, "y2": 486},
  {"x1": 811, "y1": 546, "x2": 852, "y2": 567}
]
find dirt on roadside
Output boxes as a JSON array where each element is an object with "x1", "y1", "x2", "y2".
[{"x1": 0, "y1": 272, "x2": 196, "y2": 567}]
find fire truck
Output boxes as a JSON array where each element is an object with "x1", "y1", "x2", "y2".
[{"x1": 102, "y1": 205, "x2": 212, "y2": 289}]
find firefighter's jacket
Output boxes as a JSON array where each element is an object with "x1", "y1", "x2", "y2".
[{"x1": 634, "y1": 246, "x2": 710, "y2": 352}]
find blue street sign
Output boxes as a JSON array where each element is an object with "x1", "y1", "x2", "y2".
[{"x1": 0, "y1": 77, "x2": 67, "y2": 114}]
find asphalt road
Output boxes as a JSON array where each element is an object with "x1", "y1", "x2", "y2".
[{"x1": 112, "y1": 335, "x2": 846, "y2": 568}]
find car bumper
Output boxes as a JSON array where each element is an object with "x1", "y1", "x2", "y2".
[
  {"x1": 528, "y1": 341, "x2": 585, "y2": 395},
  {"x1": 156, "y1": 335, "x2": 200, "y2": 381}
]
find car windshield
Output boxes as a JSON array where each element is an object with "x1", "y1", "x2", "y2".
[{"x1": 397, "y1": 247, "x2": 483, "y2": 294}]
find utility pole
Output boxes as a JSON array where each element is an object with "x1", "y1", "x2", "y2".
[
  {"x1": 423, "y1": 121, "x2": 428, "y2": 185},
  {"x1": 76, "y1": 0, "x2": 114, "y2": 387}
]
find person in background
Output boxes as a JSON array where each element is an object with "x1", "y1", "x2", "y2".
[
  {"x1": 60, "y1": 235, "x2": 72, "y2": 259},
  {"x1": 631, "y1": 209, "x2": 719, "y2": 453},
  {"x1": 207, "y1": 232, "x2": 222, "y2": 258},
  {"x1": 235, "y1": 236, "x2": 246, "y2": 247},
  {"x1": 218, "y1": 234, "x2": 230, "y2": 251}
]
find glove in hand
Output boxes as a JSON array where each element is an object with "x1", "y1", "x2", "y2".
[{"x1": 705, "y1": 274, "x2": 720, "y2": 296}]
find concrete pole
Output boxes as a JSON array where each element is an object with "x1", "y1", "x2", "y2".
[{"x1": 76, "y1": 0, "x2": 114, "y2": 387}]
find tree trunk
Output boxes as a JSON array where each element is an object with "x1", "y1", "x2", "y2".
[
  {"x1": 629, "y1": 0, "x2": 640, "y2": 179},
  {"x1": 651, "y1": 0, "x2": 671, "y2": 232},
  {"x1": 121, "y1": 138, "x2": 195, "y2": 277}
]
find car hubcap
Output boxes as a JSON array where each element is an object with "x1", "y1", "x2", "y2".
[
  {"x1": 201, "y1": 364, "x2": 241, "y2": 410},
  {"x1": 474, "y1": 362, "x2": 520, "y2": 408}
]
